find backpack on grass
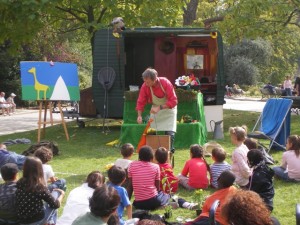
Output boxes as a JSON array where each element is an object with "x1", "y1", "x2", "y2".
[{"x1": 22, "y1": 140, "x2": 59, "y2": 156}]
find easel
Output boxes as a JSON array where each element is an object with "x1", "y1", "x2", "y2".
[{"x1": 37, "y1": 101, "x2": 69, "y2": 142}]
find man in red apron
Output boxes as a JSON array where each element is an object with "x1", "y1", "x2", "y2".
[{"x1": 136, "y1": 68, "x2": 178, "y2": 153}]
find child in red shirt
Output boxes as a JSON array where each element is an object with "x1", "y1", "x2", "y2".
[
  {"x1": 178, "y1": 144, "x2": 209, "y2": 190},
  {"x1": 155, "y1": 147, "x2": 178, "y2": 194}
]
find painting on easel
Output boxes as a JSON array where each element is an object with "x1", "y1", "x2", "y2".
[{"x1": 20, "y1": 61, "x2": 80, "y2": 101}]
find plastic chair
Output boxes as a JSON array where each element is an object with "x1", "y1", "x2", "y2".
[
  {"x1": 248, "y1": 98, "x2": 293, "y2": 152},
  {"x1": 209, "y1": 200, "x2": 220, "y2": 225}
]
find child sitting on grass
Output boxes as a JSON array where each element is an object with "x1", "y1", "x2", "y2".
[
  {"x1": 178, "y1": 144, "x2": 209, "y2": 190},
  {"x1": 185, "y1": 170, "x2": 237, "y2": 225},
  {"x1": 34, "y1": 146, "x2": 66, "y2": 191},
  {"x1": 128, "y1": 145, "x2": 197, "y2": 210},
  {"x1": 16, "y1": 157, "x2": 65, "y2": 225},
  {"x1": 246, "y1": 149, "x2": 274, "y2": 211},
  {"x1": 229, "y1": 126, "x2": 251, "y2": 187},
  {"x1": 114, "y1": 143, "x2": 134, "y2": 191},
  {"x1": 210, "y1": 147, "x2": 231, "y2": 189},
  {"x1": 114, "y1": 143, "x2": 134, "y2": 170},
  {"x1": 273, "y1": 134, "x2": 300, "y2": 182},
  {"x1": 107, "y1": 165, "x2": 132, "y2": 225},
  {"x1": 154, "y1": 147, "x2": 178, "y2": 194}
]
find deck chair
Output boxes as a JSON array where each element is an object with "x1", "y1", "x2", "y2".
[{"x1": 248, "y1": 98, "x2": 293, "y2": 152}]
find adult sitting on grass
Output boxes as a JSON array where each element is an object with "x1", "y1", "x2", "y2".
[
  {"x1": 185, "y1": 170, "x2": 237, "y2": 225},
  {"x1": 72, "y1": 185, "x2": 120, "y2": 225},
  {"x1": 57, "y1": 171, "x2": 105, "y2": 225},
  {"x1": 0, "y1": 143, "x2": 26, "y2": 170},
  {"x1": 0, "y1": 163, "x2": 19, "y2": 225}
]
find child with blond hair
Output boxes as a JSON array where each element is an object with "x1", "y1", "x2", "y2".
[{"x1": 229, "y1": 125, "x2": 251, "y2": 187}]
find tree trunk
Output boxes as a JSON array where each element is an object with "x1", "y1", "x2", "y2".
[{"x1": 183, "y1": 0, "x2": 199, "y2": 25}]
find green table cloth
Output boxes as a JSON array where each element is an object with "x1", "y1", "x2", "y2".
[{"x1": 119, "y1": 93, "x2": 207, "y2": 149}]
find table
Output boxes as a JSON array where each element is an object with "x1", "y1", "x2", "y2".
[{"x1": 119, "y1": 93, "x2": 207, "y2": 149}]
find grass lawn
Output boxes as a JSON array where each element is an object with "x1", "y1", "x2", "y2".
[{"x1": 1, "y1": 109, "x2": 300, "y2": 224}]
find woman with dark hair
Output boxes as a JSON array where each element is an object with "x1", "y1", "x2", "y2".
[
  {"x1": 15, "y1": 156, "x2": 65, "y2": 225},
  {"x1": 128, "y1": 145, "x2": 197, "y2": 210},
  {"x1": 246, "y1": 149, "x2": 274, "y2": 211},
  {"x1": 72, "y1": 185, "x2": 121, "y2": 225},
  {"x1": 57, "y1": 171, "x2": 105, "y2": 225},
  {"x1": 221, "y1": 190, "x2": 280, "y2": 225},
  {"x1": 178, "y1": 144, "x2": 209, "y2": 190}
]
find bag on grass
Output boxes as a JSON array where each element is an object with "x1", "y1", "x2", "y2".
[{"x1": 22, "y1": 140, "x2": 59, "y2": 156}]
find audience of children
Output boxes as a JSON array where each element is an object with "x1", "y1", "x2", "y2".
[
  {"x1": 15, "y1": 156, "x2": 65, "y2": 225},
  {"x1": 57, "y1": 171, "x2": 105, "y2": 225},
  {"x1": 155, "y1": 147, "x2": 179, "y2": 193},
  {"x1": 273, "y1": 135, "x2": 300, "y2": 182},
  {"x1": 178, "y1": 144, "x2": 209, "y2": 190},
  {"x1": 107, "y1": 165, "x2": 132, "y2": 225},
  {"x1": 127, "y1": 145, "x2": 197, "y2": 210},
  {"x1": 221, "y1": 190, "x2": 280, "y2": 225},
  {"x1": 246, "y1": 149, "x2": 275, "y2": 211},
  {"x1": 0, "y1": 163, "x2": 19, "y2": 224},
  {"x1": 2, "y1": 129, "x2": 292, "y2": 225},
  {"x1": 229, "y1": 126, "x2": 251, "y2": 187},
  {"x1": 185, "y1": 170, "x2": 237, "y2": 225},
  {"x1": 210, "y1": 147, "x2": 231, "y2": 189},
  {"x1": 34, "y1": 146, "x2": 67, "y2": 191},
  {"x1": 71, "y1": 185, "x2": 120, "y2": 225}
]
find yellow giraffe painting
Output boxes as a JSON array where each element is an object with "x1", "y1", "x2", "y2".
[{"x1": 28, "y1": 67, "x2": 50, "y2": 100}]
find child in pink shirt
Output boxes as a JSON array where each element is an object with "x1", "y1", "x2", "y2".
[
  {"x1": 229, "y1": 126, "x2": 251, "y2": 187},
  {"x1": 273, "y1": 135, "x2": 300, "y2": 181},
  {"x1": 178, "y1": 144, "x2": 209, "y2": 190}
]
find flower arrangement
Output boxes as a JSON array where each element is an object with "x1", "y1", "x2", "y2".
[{"x1": 175, "y1": 73, "x2": 200, "y2": 87}]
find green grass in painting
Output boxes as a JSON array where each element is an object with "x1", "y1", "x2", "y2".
[
  {"x1": 1, "y1": 110, "x2": 300, "y2": 224},
  {"x1": 21, "y1": 85, "x2": 79, "y2": 100}
]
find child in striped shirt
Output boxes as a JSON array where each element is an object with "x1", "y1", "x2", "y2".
[{"x1": 210, "y1": 147, "x2": 231, "y2": 188}]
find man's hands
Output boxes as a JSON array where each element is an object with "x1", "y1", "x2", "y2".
[{"x1": 137, "y1": 115, "x2": 143, "y2": 124}]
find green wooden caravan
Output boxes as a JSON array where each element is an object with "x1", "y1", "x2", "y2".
[{"x1": 92, "y1": 27, "x2": 226, "y2": 131}]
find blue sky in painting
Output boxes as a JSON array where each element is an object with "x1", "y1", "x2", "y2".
[{"x1": 20, "y1": 61, "x2": 79, "y2": 86}]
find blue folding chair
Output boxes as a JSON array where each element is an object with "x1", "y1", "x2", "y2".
[{"x1": 248, "y1": 98, "x2": 293, "y2": 152}]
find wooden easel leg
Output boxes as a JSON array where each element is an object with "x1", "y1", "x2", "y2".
[
  {"x1": 37, "y1": 101, "x2": 43, "y2": 142},
  {"x1": 42, "y1": 101, "x2": 47, "y2": 138},
  {"x1": 58, "y1": 101, "x2": 69, "y2": 141},
  {"x1": 49, "y1": 101, "x2": 53, "y2": 126}
]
